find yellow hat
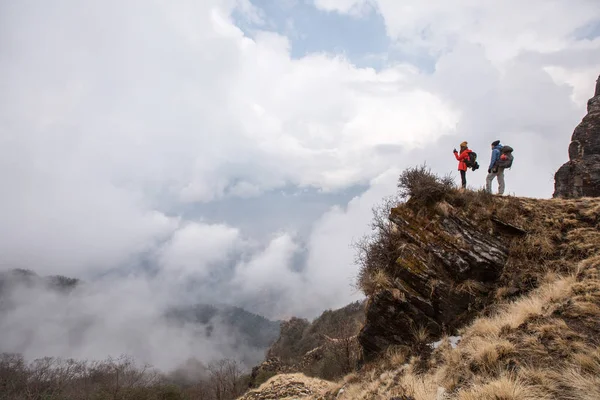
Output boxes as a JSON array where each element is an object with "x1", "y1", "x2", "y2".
[{"x1": 460, "y1": 141, "x2": 468, "y2": 147}]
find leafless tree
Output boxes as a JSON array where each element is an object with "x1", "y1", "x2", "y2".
[
  {"x1": 353, "y1": 195, "x2": 403, "y2": 295},
  {"x1": 0, "y1": 352, "x2": 253, "y2": 400},
  {"x1": 208, "y1": 359, "x2": 245, "y2": 400}
]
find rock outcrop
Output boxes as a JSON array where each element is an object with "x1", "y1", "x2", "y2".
[
  {"x1": 358, "y1": 204, "x2": 509, "y2": 361},
  {"x1": 553, "y1": 74, "x2": 600, "y2": 198},
  {"x1": 240, "y1": 373, "x2": 334, "y2": 400},
  {"x1": 357, "y1": 187, "x2": 600, "y2": 363}
]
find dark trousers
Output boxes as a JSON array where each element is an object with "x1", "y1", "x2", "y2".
[{"x1": 460, "y1": 170, "x2": 466, "y2": 188}]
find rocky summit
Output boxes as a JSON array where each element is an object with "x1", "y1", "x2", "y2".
[{"x1": 553, "y1": 73, "x2": 600, "y2": 198}]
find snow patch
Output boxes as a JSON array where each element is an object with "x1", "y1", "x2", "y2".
[{"x1": 430, "y1": 335, "x2": 461, "y2": 349}]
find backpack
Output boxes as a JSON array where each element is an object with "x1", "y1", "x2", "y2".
[
  {"x1": 496, "y1": 145, "x2": 514, "y2": 168},
  {"x1": 465, "y1": 151, "x2": 479, "y2": 171}
]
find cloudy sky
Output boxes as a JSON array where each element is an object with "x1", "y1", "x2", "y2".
[{"x1": 0, "y1": 0, "x2": 599, "y2": 365}]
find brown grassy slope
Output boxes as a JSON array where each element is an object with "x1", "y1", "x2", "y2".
[
  {"x1": 333, "y1": 256, "x2": 600, "y2": 399},
  {"x1": 332, "y1": 195, "x2": 600, "y2": 400}
]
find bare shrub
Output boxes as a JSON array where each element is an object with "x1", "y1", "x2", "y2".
[
  {"x1": 207, "y1": 359, "x2": 246, "y2": 400},
  {"x1": 354, "y1": 196, "x2": 402, "y2": 295},
  {"x1": 355, "y1": 166, "x2": 456, "y2": 294},
  {"x1": 0, "y1": 353, "x2": 249, "y2": 400},
  {"x1": 397, "y1": 164, "x2": 455, "y2": 209}
]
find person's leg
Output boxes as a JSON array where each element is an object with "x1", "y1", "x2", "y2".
[
  {"x1": 497, "y1": 168, "x2": 505, "y2": 195},
  {"x1": 485, "y1": 172, "x2": 496, "y2": 193},
  {"x1": 460, "y1": 170, "x2": 467, "y2": 189}
]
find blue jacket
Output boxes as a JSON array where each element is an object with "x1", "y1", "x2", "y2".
[{"x1": 489, "y1": 144, "x2": 503, "y2": 170}]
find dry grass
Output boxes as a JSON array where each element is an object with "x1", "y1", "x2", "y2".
[
  {"x1": 455, "y1": 280, "x2": 488, "y2": 296},
  {"x1": 557, "y1": 368, "x2": 600, "y2": 400},
  {"x1": 333, "y1": 367, "x2": 440, "y2": 400},
  {"x1": 333, "y1": 267, "x2": 600, "y2": 398},
  {"x1": 411, "y1": 326, "x2": 430, "y2": 344},
  {"x1": 457, "y1": 375, "x2": 550, "y2": 400},
  {"x1": 384, "y1": 345, "x2": 408, "y2": 367},
  {"x1": 371, "y1": 269, "x2": 392, "y2": 289}
]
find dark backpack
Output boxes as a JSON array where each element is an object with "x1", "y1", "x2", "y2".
[
  {"x1": 496, "y1": 145, "x2": 514, "y2": 168},
  {"x1": 465, "y1": 151, "x2": 479, "y2": 171}
]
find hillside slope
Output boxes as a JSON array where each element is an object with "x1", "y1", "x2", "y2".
[
  {"x1": 248, "y1": 301, "x2": 365, "y2": 387},
  {"x1": 334, "y1": 194, "x2": 600, "y2": 399},
  {"x1": 358, "y1": 189, "x2": 599, "y2": 361},
  {"x1": 239, "y1": 191, "x2": 600, "y2": 400}
]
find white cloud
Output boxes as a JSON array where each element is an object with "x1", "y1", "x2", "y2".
[
  {"x1": 0, "y1": 0, "x2": 460, "y2": 277},
  {"x1": 0, "y1": 0, "x2": 599, "y2": 368},
  {"x1": 159, "y1": 222, "x2": 241, "y2": 279},
  {"x1": 0, "y1": 274, "x2": 263, "y2": 371},
  {"x1": 312, "y1": 0, "x2": 600, "y2": 197},
  {"x1": 315, "y1": 0, "x2": 600, "y2": 63},
  {"x1": 299, "y1": 169, "x2": 400, "y2": 315},
  {"x1": 313, "y1": 0, "x2": 374, "y2": 16},
  {"x1": 231, "y1": 233, "x2": 300, "y2": 302}
]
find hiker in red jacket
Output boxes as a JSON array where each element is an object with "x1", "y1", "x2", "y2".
[{"x1": 453, "y1": 141, "x2": 472, "y2": 189}]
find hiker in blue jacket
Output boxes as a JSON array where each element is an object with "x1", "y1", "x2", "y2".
[{"x1": 486, "y1": 140, "x2": 505, "y2": 195}]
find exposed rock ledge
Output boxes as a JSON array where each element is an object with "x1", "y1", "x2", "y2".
[{"x1": 358, "y1": 204, "x2": 509, "y2": 361}]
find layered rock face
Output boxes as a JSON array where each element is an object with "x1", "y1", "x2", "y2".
[
  {"x1": 358, "y1": 205, "x2": 509, "y2": 361},
  {"x1": 553, "y1": 74, "x2": 600, "y2": 198}
]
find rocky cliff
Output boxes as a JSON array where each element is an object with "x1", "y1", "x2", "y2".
[
  {"x1": 357, "y1": 168, "x2": 600, "y2": 362},
  {"x1": 332, "y1": 197, "x2": 600, "y2": 400},
  {"x1": 359, "y1": 201, "x2": 509, "y2": 361},
  {"x1": 553, "y1": 74, "x2": 600, "y2": 198}
]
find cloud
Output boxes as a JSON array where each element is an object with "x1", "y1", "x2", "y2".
[
  {"x1": 158, "y1": 222, "x2": 241, "y2": 280},
  {"x1": 314, "y1": 0, "x2": 600, "y2": 62},
  {"x1": 0, "y1": 0, "x2": 458, "y2": 276},
  {"x1": 299, "y1": 168, "x2": 400, "y2": 316},
  {"x1": 313, "y1": 0, "x2": 374, "y2": 16},
  {"x1": 312, "y1": 0, "x2": 600, "y2": 196},
  {"x1": 0, "y1": 273, "x2": 266, "y2": 371},
  {"x1": 0, "y1": 0, "x2": 598, "y2": 369}
]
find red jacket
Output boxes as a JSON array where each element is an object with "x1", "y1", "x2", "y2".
[{"x1": 454, "y1": 149, "x2": 472, "y2": 171}]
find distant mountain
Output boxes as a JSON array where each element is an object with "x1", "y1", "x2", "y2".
[
  {"x1": 0, "y1": 268, "x2": 80, "y2": 294},
  {"x1": 0, "y1": 269, "x2": 280, "y2": 367},
  {"x1": 166, "y1": 304, "x2": 281, "y2": 350}
]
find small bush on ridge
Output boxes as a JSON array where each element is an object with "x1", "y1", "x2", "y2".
[{"x1": 397, "y1": 164, "x2": 455, "y2": 209}]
